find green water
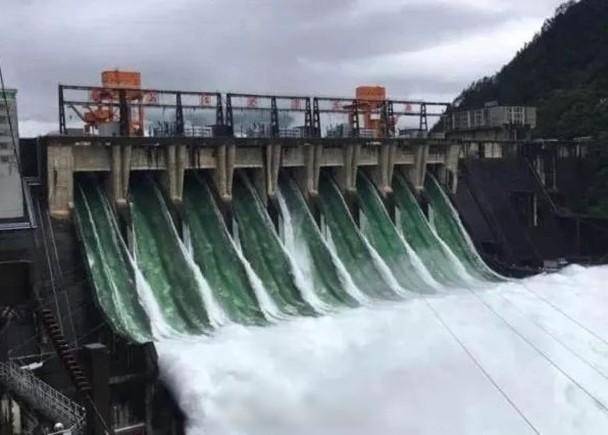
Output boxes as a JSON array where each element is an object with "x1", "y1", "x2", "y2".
[
  {"x1": 74, "y1": 180, "x2": 152, "y2": 343},
  {"x1": 424, "y1": 175, "x2": 502, "y2": 282},
  {"x1": 392, "y1": 173, "x2": 469, "y2": 287},
  {"x1": 232, "y1": 174, "x2": 316, "y2": 316},
  {"x1": 131, "y1": 180, "x2": 211, "y2": 334},
  {"x1": 76, "y1": 169, "x2": 502, "y2": 342},
  {"x1": 356, "y1": 173, "x2": 435, "y2": 294},
  {"x1": 278, "y1": 176, "x2": 360, "y2": 308},
  {"x1": 183, "y1": 175, "x2": 267, "y2": 325},
  {"x1": 317, "y1": 175, "x2": 400, "y2": 300}
]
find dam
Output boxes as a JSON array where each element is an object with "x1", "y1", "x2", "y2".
[{"x1": 2, "y1": 82, "x2": 608, "y2": 434}]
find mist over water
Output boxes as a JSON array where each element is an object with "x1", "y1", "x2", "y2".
[{"x1": 158, "y1": 265, "x2": 608, "y2": 435}]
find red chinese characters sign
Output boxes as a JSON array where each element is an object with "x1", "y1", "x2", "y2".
[
  {"x1": 143, "y1": 92, "x2": 159, "y2": 104},
  {"x1": 200, "y1": 94, "x2": 213, "y2": 107},
  {"x1": 246, "y1": 96, "x2": 258, "y2": 108}
]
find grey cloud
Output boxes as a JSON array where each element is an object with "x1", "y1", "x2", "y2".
[{"x1": 0, "y1": 0, "x2": 565, "y2": 132}]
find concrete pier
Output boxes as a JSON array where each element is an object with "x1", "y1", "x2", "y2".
[{"x1": 44, "y1": 136, "x2": 464, "y2": 219}]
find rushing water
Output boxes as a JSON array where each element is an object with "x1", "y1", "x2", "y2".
[
  {"x1": 183, "y1": 174, "x2": 267, "y2": 325},
  {"x1": 75, "y1": 172, "x2": 608, "y2": 434},
  {"x1": 75, "y1": 181, "x2": 153, "y2": 342},
  {"x1": 157, "y1": 265, "x2": 608, "y2": 435}
]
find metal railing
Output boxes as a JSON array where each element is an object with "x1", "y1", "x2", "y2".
[{"x1": 0, "y1": 361, "x2": 86, "y2": 434}]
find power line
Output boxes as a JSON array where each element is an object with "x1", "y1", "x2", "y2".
[{"x1": 421, "y1": 296, "x2": 540, "y2": 434}]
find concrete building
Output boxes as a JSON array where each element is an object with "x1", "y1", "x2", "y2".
[
  {"x1": 0, "y1": 88, "x2": 22, "y2": 219},
  {"x1": 446, "y1": 102, "x2": 537, "y2": 141}
]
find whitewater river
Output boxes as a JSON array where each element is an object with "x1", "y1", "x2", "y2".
[{"x1": 158, "y1": 265, "x2": 608, "y2": 435}]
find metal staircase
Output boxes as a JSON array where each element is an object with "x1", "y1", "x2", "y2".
[
  {"x1": 31, "y1": 193, "x2": 92, "y2": 395},
  {"x1": 39, "y1": 307, "x2": 92, "y2": 394},
  {"x1": 0, "y1": 361, "x2": 86, "y2": 433}
]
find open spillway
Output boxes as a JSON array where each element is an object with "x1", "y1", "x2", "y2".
[
  {"x1": 357, "y1": 172, "x2": 436, "y2": 293},
  {"x1": 424, "y1": 174, "x2": 502, "y2": 282},
  {"x1": 392, "y1": 173, "x2": 472, "y2": 287},
  {"x1": 317, "y1": 174, "x2": 402, "y2": 300},
  {"x1": 232, "y1": 174, "x2": 317, "y2": 317},
  {"x1": 277, "y1": 175, "x2": 362, "y2": 308},
  {"x1": 74, "y1": 179, "x2": 153, "y2": 343},
  {"x1": 183, "y1": 174, "x2": 267, "y2": 325},
  {"x1": 74, "y1": 173, "x2": 608, "y2": 434},
  {"x1": 130, "y1": 179, "x2": 215, "y2": 334}
]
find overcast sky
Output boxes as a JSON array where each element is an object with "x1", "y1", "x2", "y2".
[{"x1": 2, "y1": 0, "x2": 566, "y2": 136}]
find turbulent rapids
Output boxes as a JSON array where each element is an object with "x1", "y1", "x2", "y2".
[{"x1": 75, "y1": 172, "x2": 608, "y2": 434}]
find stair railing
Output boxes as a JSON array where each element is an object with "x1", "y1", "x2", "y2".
[{"x1": 0, "y1": 361, "x2": 86, "y2": 434}]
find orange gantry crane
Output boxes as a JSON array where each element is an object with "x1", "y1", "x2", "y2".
[
  {"x1": 356, "y1": 85, "x2": 386, "y2": 132},
  {"x1": 84, "y1": 70, "x2": 145, "y2": 136},
  {"x1": 348, "y1": 85, "x2": 396, "y2": 137}
]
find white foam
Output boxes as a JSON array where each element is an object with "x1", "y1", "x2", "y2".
[
  {"x1": 182, "y1": 221, "x2": 193, "y2": 255},
  {"x1": 361, "y1": 178, "x2": 439, "y2": 290},
  {"x1": 321, "y1": 223, "x2": 372, "y2": 305},
  {"x1": 397, "y1": 228, "x2": 441, "y2": 290},
  {"x1": 78, "y1": 185, "x2": 134, "y2": 338},
  {"x1": 201, "y1": 181, "x2": 285, "y2": 323},
  {"x1": 234, "y1": 245, "x2": 287, "y2": 322},
  {"x1": 276, "y1": 188, "x2": 336, "y2": 314},
  {"x1": 395, "y1": 190, "x2": 478, "y2": 286},
  {"x1": 428, "y1": 175, "x2": 503, "y2": 280},
  {"x1": 154, "y1": 186, "x2": 229, "y2": 328},
  {"x1": 427, "y1": 203, "x2": 437, "y2": 231},
  {"x1": 157, "y1": 265, "x2": 608, "y2": 435},
  {"x1": 226, "y1": 211, "x2": 286, "y2": 322},
  {"x1": 435, "y1": 231, "x2": 480, "y2": 285},
  {"x1": 326, "y1": 181, "x2": 406, "y2": 298},
  {"x1": 361, "y1": 233, "x2": 412, "y2": 297},
  {"x1": 132, "y1": 259, "x2": 182, "y2": 339},
  {"x1": 232, "y1": 217, "x2": 242, "y2": 252},
  {"x1": 95, "y1": 185, "x2": 179, "y2": 340},
  {"x1": 128, "y1": 222, "x2": 182, "y2": 338}
]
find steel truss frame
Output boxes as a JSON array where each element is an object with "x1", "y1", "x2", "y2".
[
  {"x1": 225, "y1": 93, "x2": 314, "y2": 138},
  {"x1": 58, "y1": 84, "x2": 450, "y2": 139},
  {"x1": 58, "y1": 84, "x2": 223, "y2": 136}
]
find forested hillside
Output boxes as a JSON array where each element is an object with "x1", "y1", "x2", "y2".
[
  {"x1": 453, "y1": 0, "x2": 608, "y2": 217},
  {"x1": 455, "y1": 0, "x2": 608, "y2": 140}
]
